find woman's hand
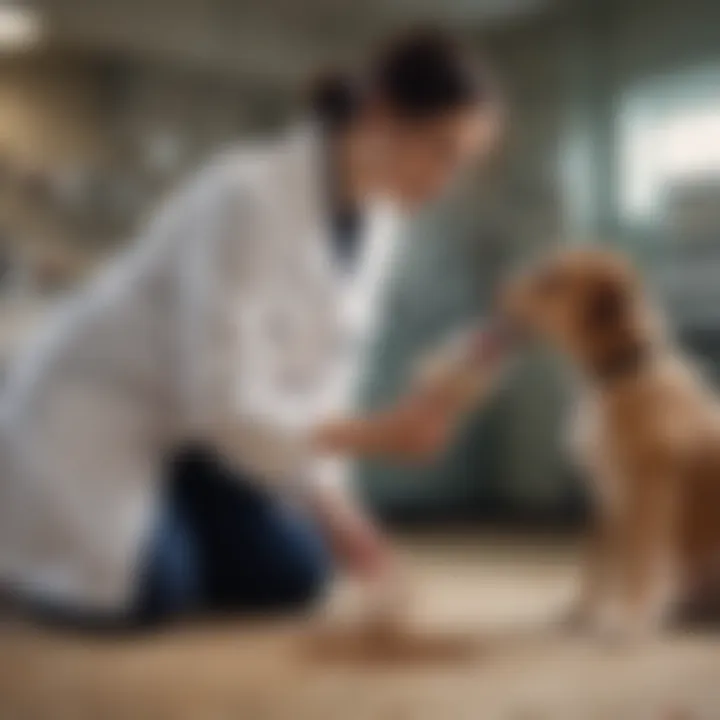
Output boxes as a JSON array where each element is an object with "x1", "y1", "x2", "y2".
[
  {"x1": 311, "y1": 484, "x2": 395, "y2": 582},
  {"x1": 335, "y1": 513, "x2": 395, "y2": 582},
  {"x1": 371, "y1": 394, "x2": 456, "y2": 461},
  {"x1": 313, "y1": 394, "x2": 456, "y2": 463},
  {"x1": 313, "y1": 322, "x2": 511, "y2": 463}
]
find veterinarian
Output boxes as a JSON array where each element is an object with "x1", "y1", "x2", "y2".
[{"x1": 0, "y1": 29, "x2": 503, "y2": 628}]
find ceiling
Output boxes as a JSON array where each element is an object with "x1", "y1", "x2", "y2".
[{"x1": 29, "y1": 0, "x2": 557, "y2": 81}]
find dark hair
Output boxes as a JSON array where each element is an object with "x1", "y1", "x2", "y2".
[
  {"x1": 309, "y1": 70, "x2": 362, "y2": 131},
  {"x1": 310, "y1": 28, "x2": 491, "y2": 132}
]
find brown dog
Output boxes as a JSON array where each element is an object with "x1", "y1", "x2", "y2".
[{"x1": 503, "y1": 246, "x2": 720, "y2": 638}]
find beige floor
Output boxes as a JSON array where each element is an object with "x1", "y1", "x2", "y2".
[{"x1": 1, "y1": 535, "x2": 719, "y2": 720}]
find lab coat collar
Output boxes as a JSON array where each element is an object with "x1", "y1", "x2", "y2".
[{"x1": 278, "y1": 122, "x2": 402, "y2": 268}]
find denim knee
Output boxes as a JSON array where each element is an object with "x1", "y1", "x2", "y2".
[
  {"x1": 258, "y1": 506, "x2": 333, "y2": 612},
  {"x1": 276, "y1": 544, "x2": 331, "y2": 610}
]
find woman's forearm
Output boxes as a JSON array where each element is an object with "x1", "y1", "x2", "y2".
[
  {"x1": 312, "y1": 323, "x2": 512, "y2": 461},
  {"x1": 312, "y1": 397, "x2": 452, "y2": 461},
  {"x1": 309, "y1": 481, "x2": 391, "y2": 579},
  {"x1": 312, "y1": 415, "x2": 391, "y2": 457}
]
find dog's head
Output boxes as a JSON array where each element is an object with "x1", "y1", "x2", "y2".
[{"x1": 501, "y1": 247, "x2": 657, "y2": 376}]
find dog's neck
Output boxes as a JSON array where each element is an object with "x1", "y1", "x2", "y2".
[
  {"x1": 589, "y1": 338, "x2": 657, "y2": 385},
  {"x1": 581, "y1": 305, "x2": 668, "y2": 387}
]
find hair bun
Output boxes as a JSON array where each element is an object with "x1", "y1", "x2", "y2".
[
  {"x1": 372, "y1": 27, "x2": 484, "y2": 118},
  {"x1": 308, "y1": 70, "x2": 360, "y2": 131}
]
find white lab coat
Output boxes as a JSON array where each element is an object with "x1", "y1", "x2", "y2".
[{"x1": 0, "y1": 126, "x2": 401, "y2": 611}]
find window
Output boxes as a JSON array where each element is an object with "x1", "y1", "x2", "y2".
[{"x1": 618, "y1": 66, "x2": 720, "y2": 228}]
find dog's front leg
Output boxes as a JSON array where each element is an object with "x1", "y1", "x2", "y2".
[
  {"x1": 609, "y1": 472, "x2": 678, "y2": 640},
  {"x1": 564, "y1": 507, "x2": 617, "y2": 632}
]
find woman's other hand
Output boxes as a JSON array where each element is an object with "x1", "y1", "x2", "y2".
[{"x1": 311, "y1": 484, "x2": 395, "y2": 583}]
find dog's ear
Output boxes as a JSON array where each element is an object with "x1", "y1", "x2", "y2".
[{"x1": 582, "y1": 277, "x2": 627, "y2": 333}]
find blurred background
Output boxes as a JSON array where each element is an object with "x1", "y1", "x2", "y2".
[{"x1": 0, "y1": 0, "x2": 718, "y2": 526}]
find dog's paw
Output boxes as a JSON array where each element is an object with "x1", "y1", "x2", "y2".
[{"x1": 591, "y1": 606, "x2": 663, "y2": 650}]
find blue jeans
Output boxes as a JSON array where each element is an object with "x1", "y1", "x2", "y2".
[
  {"x1": 26, "y1": 446, "x2": 331, "y2": 632},
  {"x1": 134, "y1": 446, "x2": 332, "y2": 625}
]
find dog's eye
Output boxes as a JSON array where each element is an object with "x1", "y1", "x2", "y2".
[{"x1": 583, "y1": 279, "x2": 626, "y2": 330}]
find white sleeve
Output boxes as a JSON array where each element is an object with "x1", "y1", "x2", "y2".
[
  {"x1": 309, "y1": 213, "x2": 405, "y2": 495},
  {"x1": 307, "y1": 345, "x2": 363, "y2": 495},
  {"x1": 171, "y1": 160, "x2": 354, "y2": 500},
  {"x1": 176, "y1": 166, "x2": 399, "y2": 499},
  {"x1": 169, "y1": 165, "x2": 311, "y2": 496},
  {"x1": 224, "y1": 286, "x2": 369, "y2": 498}
]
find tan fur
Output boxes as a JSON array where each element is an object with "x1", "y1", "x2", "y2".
[{"x1": 504, "y1": 247, "x2": 720, "y2": 637}]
